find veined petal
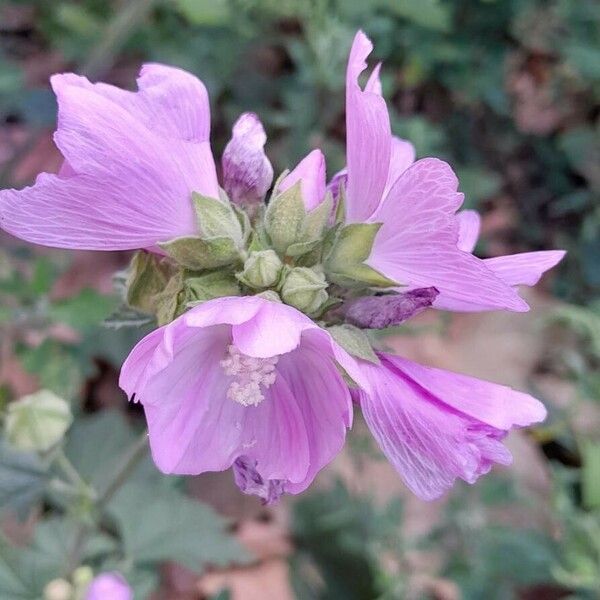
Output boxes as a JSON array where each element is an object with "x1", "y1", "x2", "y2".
[
  {"x1": 357, "y1": 353, "x2": 545, "y2": 500},
  {"x1": 0, "y1": 66, "x2": 219, "y2": 250},
  {"x1": 484, "y1": 250, "x2": 566, "y2": 287},
  {"x1": 383, "y1": 136, "x2": 416, "y2": 198},
  {"x1": 368, "y1": 159, "x2": 529, "y2": 312},
  {"x1": 345, "y1": 31, "x2": 391, "y2": 223},
  {"x1": 456, "y1": 209, "x2": 481, "y2": 253},
  {"x1": 279, "y1": 149, "x2": 326, "y2": 211},
  {"x1": 222, "y1": 112, "x2": 273, "y2": 205}
]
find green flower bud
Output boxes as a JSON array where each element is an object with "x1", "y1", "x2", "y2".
[
  {"x1": 5, "y1": 390, "x2": 72, "y2": 453},
  {"x1": 280, "y1": 267, "x2": 329, "y2": 315},
  {"x1": 255, "y1": 290, "x2": 282, "y2": 303},
  {"x1": 238, "y1": 250, "x2": 283, "y2": 289}
]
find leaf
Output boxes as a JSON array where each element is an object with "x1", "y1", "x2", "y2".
[
  {"x1": 160, "y1": 236, "x2": 240, "y2": 270},
  {"x1": 48, "y1": 289, "x2": 117, "y2": 331},
  {"x1": 264, "y1": 182, "x2": 307, "y2": 254},
  {"x1": 379, "y1": 0, "x2": 450, "y2": 32},
  {"x1": 126, "y1": 252, "x2": 174, "y2": 315},
  {"x1": 175, "y1": 0, "x2": 230, "y2": 25},
  {"x1": 582, "y1": 442, "x2": 600, "y2": 509},
  {"x1": 0, "y1": 440, "x2": 49, "y2": 519},
  {"x1": 184, "y1": 271, "x2": 240, "y2": 305},
  {"x1": 192, "y1": 193, "x2": 243, "y2": 244},
  {"x1": 103, "y1": 305, "x2": 154, "y2": 329},
  {"x1": 328, "y1": 325, "x2": 379, "y2": 364},
  {"x1": 108, "y1": 483, "x2": 249, "y2": 570}
]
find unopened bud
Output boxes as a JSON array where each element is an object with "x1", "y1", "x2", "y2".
[
  {"x1": 44, "y1": 578, "x2": 73, "y2": 600},
  {"x1": 280, "y1": 267, "x2": 329, "y2": 314},
  {"x1": 238, "y1": 250, "x2": 283, "y2": 289},
  {"x1": 5, "y1": 390, "x2": 72, "y2": 453}
]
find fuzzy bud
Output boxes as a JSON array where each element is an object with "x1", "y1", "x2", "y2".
[
  {"x1": 280, "y1": 267, "x2": 329, "y2": 314},
  {"x1": 43, "y1": 579, "x2": 73, "y2": 600},
  {"x1": 239, "y1": 250, "x2": 283, "y2": 289},
  {"x1": 5, "y1": 390, "x2": 72, "y2": 453}
]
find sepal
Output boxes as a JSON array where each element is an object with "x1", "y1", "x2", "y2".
[
  {"x1": 159, "y1": 236, "x2": 240, "y2": 270},
  {"x1": 327, "y1": 324, "x2": 379, "y2": 364}
]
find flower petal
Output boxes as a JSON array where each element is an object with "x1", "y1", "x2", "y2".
[
  {"x1": 278, "y1": 149, "x2": 326, "y2": 211},
  {"x1": 484, "y1": 250, "x2": 566, "y2": 287},
  {"x1": 222, "y1": 112, "x2": 273, "y2": 205},
  {"x1": 1, "y1": 66, "x2": 219, "y2": 250},
  {"x1": 383, "y1": 136, "x2": 416, "y2": 198},
  {"x1": 368, "y1": 159, "x2": 529, "y2": 312},
  {"x1": 357, "y1": 353, "x2": 544, "y2": 500},
  {"x1": 345, "y1": 31, "x2": 391, "y2": 222},
  {"x1": 456, "y1": 209, "x2": 481, "y2": 253}
]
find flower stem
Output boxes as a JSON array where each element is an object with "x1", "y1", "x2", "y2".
[{"x1": 64, "y1": 431, "x2": 149, "y2": 575}]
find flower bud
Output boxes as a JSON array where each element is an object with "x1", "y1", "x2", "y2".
[
  {"x1": 239, "y1": 250, "x2": 283, "y2": 289},
  {"x1": 280, "y1": 267, "x2": 329, "y2": 314},
  {"x1": 43, "y1": 579, "x2": 73, "y2": 600},
  {"x1": 5, "y1": 390, "x2": 72, "y2": 453},
  {"x1": 84, "y1": 572, "x2": 132, "y2": 600}
]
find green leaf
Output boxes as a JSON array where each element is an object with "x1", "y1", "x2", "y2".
[
  {"x1": 184, "y1": 271, "x2": 241, "y2": 305},
  {"x1": 192, "y1": 193, "x2": 243, "y2": 244},
  {"x1": 160, "y1": 236, "x2": 240, "y2": 270},
  {"x1": 108, "y1": 483, "x2": 249, "y2": 569},
  {"x1": 265, "y1": 182, "x2": 307, "y2": 255},
  {"x1": 378, "y1": 0, "x2": 450, "y2": 32},
  {"x1": 0, "y1": 441, "x2": 49, "y2": 519},
  {"x1": 49, "y1": 289, "x2": 117, "y2": 331},
  {"x1": 582, "y1": 442, "x2": 600, "y2": 509},
  {"x1": 175, "y1": 0, "x2": 230, "y2": 25},
  {"x1": 328, "y1": 325, "x2": 379, "y2": 364}
]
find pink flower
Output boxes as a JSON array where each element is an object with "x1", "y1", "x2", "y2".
[
  {"x1": 0, "y1": 66, "x2": 272, "y2": 250},
  {"x1": 355, "y1": 353, "x2": 546, "y2": 500},
  {"x1": 278, "y1": 149, "x2": 327, "y2": 210},
  {"x1": 85, "y1": 572, "x2": 132, "y2": 600},
  {"x1": 341, "y1": 31, "x2": 564, "y2": 313},
  {"x1": 119, "y1": 295, "x2": 367, "y2": 503}
]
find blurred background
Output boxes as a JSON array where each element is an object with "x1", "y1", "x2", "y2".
[{"x1": 0, "y1": 1, "x2": 599, "y2": 599}]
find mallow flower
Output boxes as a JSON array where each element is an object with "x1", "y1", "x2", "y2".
[
  {"x1": 0, "y1": 31, "x2": 563, "y2": 504},
  {"x1": 119, "y1": 295, "x2": 366, "y2": 504},
  {"x1": 85, "y1": 572, "x2": 132, "y2": 600},
  {"x1": 334, "y1": 31, "x2": 565, "y2": 313}
]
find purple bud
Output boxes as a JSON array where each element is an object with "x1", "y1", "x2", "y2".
[
  {"x1": 345, "y1": 288, "x2": 439, "y2": 329},
  {"x1": 278, "y1": 149, "x2": 326, "y2": 211},
  {"x1": 233, "y1": 455, "x2": 286, "y2": 505},
  {"x1": 327, "y1": 168, "x2": 347, "y2": 201},
  {"x1": 85, "y1": 573, "x2": 132, "y2": 600},
  {"x1": 222, "y1": 113, "x2": 274, "y2": 206}
]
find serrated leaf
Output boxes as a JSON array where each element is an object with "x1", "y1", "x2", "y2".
[
  {"x1": 192, "y1": 193, "x2": 243, "y2": 244},
  {"x1": 265, "y1": 181, "x2": 307, "y2": 254},
  {"x1": 108, "y1": 483, "x2": 249, "y2": 569},
  {"x1": 328, "y1": 325, "x2": 379, "y2": 364},
  {"x1": 160, "y1": 236, "x2": 240, "y2": 270},
  {"x1": 0, "y1": 440, "x2": 49, "y2": 519},
  {"x1": 48, "y1": 289, "x2": 117, "y2": 331}
]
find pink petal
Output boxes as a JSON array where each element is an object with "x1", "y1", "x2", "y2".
[
  {"x1": 345, "y1": 31, "x2": 391, "y2": 222},
  {"x1": 368, "y1": 159, "x2": 529, "y2": 312},
  {"x1": 383, "y1": 136, "x2": 416, "y2": 198},
  {"x1": 222, "y1": 112, "x2": 273, "y2": 205},
  {"x1": 357, "y1": 353, "x2": 545, "y2": 500},
  {"x1": 278, "y1": 149, "x2": 326, "y2": 211},
  {"x1": 1, "y1": 66, "x2": 219, "y2": 250},
  {"x1": 119, "y1": 296, "x2": 365, "y2": 492},
  {"x1": 85, "y1": 573, "x2": 132, "y2": 600},
  {"x1": 484, "y1": 250, "x2": 566, "y2": 287},
  {"x1": 456, "y1": 209, "x2": 481, "y2": 253}
]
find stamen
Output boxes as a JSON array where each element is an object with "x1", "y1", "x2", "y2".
[{"x1": 220, "y1": 345, "x2": 279, "y2": 407}]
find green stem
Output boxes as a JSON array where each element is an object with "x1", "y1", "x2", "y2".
[
  {"x1": 64, "y1": 431, "x2": 149, "y2": 575},
  {"x1": 55, "y1": 449, "x2": 96, "y2": 500}
]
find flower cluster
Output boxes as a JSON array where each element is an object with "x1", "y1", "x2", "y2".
[{"x1": 0, "y1": 31, "x2": 565, "y2": 503}]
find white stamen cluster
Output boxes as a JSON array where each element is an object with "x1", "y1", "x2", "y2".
[{"x1": 220, "y1": 345, "x2": 278, "y2": 407}]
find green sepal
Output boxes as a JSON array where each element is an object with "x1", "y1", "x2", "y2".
[
  {"x1": 159, "y1": 236, "x2": 240, "y2": 270},
  {"x1": 154, "y1": 271, "x2": 184, "y2": 325},
  {"x1": 264, "y1": 181, "x2": 306, "y2": 255},
  {"x1": 324, "y1": 223, "x2": 398, "y2": 289},
  {"x1": 334, "y1": 183, "x2": 346, "y2": 225},
  {"x1": 303, "y1": 192, "x2": 333, "y2": 242},
  {"x1": 327, "y1": 324, "x2": 380, "y2": 364},
  {"x1": 192, "y1": 192, "x2": 243, "y2": 244},
  {"x1": 126, "y1": 251, "x2": 174, "y2": 314},
  {"x1": 285, "y1": 239, "x2": 321, "y2": 258},
  {"x1": 183, "y1": 271, "x2": 241, "y2": 306}
]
